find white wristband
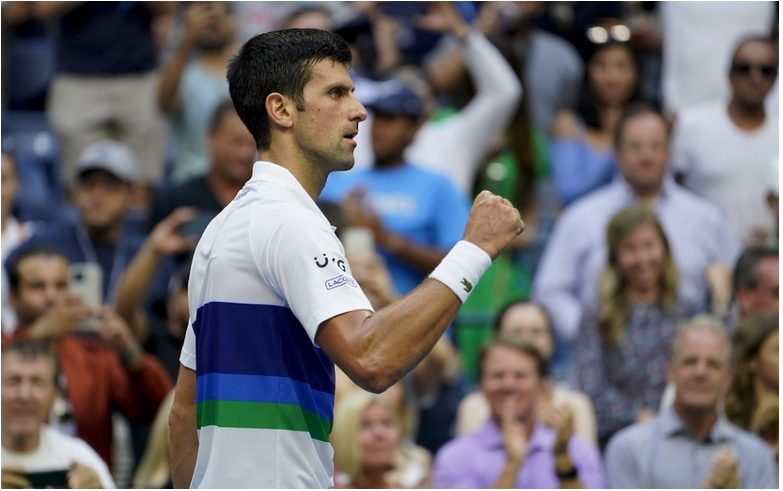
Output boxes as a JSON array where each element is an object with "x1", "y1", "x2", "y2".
[{"x1": 429, "y1": 240, "x2": 492, "y2": 303}]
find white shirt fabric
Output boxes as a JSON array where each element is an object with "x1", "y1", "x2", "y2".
[
  {"x1": 660, "y1": 1, "x2": 774, "y2": 115},
  {"x1": 767, "y1": 76, "x2": 780, "y2": 116},
  {"x1": 672, "y1": 100, "x2": 778, "y2": 245},
  {"x1": 352, "y1": 31, "x2": 523, "y2": 195},
  {"x1": 1, "y1": 425, "x2": 116, "y2": 488},
  {"x1": 181, "y1": 161, "x2": 373, "y2": 488}
]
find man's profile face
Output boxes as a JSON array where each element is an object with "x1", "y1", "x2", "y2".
[
  {"x1": 209, "y1": 110, "x2": 257, "y2": 185},
  {"x1": 10, "y1": 255, "x2": 70, "y2": 326},
  {"x1": 480, "y1": 345, "x2": 542, "y2": 424},
  {"x1": 738, "y1": 256, "x2": 779, "y2": 316},
  {"x1": 292, "y1": 59, "x2": 367, "y2": 174},
  {"x1": 1, "y1": 352, "x2": 57, "y2": 444}
]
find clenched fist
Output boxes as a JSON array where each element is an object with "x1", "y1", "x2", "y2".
[{"x1": 463, "y1": 190, "x2": 525, "y2": 260}]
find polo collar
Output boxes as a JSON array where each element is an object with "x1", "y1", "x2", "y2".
[
  {"x1": 249, "y1": 161, "x2": 330, "y2": 225},
  {"x1": 660, "y1": 407, "x2": 733, "y2": 444},
  {"x1": 480, "y1": 418, "x2": 555, "y2": 454}
]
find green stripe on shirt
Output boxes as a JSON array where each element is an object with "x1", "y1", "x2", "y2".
[{"x1": 197, "y1": 399, "x2": 333, "y2": 442}]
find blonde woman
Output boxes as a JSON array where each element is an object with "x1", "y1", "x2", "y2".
[
  {"x1": 575, "y1": 205, "x2": 686, "y2": 448},
  {"x1": 332, "y1": 389, "x2": 431, "y2": 489}
]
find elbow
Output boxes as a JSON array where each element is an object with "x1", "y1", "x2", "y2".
[{"x1": 351, "y1": 356, "x2": 397, "y2": 394}]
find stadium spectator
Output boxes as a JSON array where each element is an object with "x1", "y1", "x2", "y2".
[
  {"x1": 158, "y1": 1, "x2": 236, "y2": 183},
  {"x1": 672, "y1": 36, "x2": 778, "y2": 246},
  {"x1": 533, "y1": 103, "x2": 740, "y2": 350},
  {"x1": 1, "y1": 340, "x2": 115, "y2": 489},
  {"x1": 433, "y1": 334, "x2": 604, "y2": 488},
  {"x1": 732, "y1": 246, "x2": 779, "y2": 325},
  {"x1": 605, "y1": 315, "x2": 777, "y2": 489},
  {"x1": 2, "y1": 245, "x2": 171, "y2": 468},
  {"x1": 456, "y1": 300, "x2": 597, "y2": 444}
]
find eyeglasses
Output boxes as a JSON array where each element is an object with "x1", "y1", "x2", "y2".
[{"x1": 731, "y1": 62, "x2": 778, "y2": 78}]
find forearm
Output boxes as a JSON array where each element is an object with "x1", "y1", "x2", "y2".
[
  {"x1": 492, "y1": 459, "x2": 523, "y2": 489},
  {"x1": 114, "y1": 242, "x2": 163, "y2": 327},
  {"x1": 158, "y1": 43, "x2": 190, "y2": 113},
  {"x1": 555, "y1": 452, "x2": 584, "y2": 489},
  {"x1": 170, "y1": 365, "x2": 198, "y2": 489}
]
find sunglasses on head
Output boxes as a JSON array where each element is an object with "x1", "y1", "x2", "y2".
[{"x1": 731, "y1": 62, "x2": 778, "y2": 78}]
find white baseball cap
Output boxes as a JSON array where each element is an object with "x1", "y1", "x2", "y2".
[{"x1": 76, "y1": 140, "x2": 139, "y2": 184}]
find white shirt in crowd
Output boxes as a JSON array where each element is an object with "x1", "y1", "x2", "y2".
[
  {"x1": 672, "y1": 99, "x2": 779, "y2": 245},
  {"x1": 660, "y1": 1, "x2": 774, "y2": 115},
  {"x1": 1, "y1": 425, "x2": 116, "y2": 489}
]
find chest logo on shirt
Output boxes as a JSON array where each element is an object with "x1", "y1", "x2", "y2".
[
  {"x1": 314, "y1": 253, "x2": 346, "y2": 272},
  {"x1": 325, "y1": 274, "x2": 358, "y2": 290}
]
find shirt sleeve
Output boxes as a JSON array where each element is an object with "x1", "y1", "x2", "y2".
[
  {"x1": 259, "y1": 209, "x2": 373, "y2": 343},
  {"x1": 180, "y1": 322, "x2": 196, "y2": 370}
]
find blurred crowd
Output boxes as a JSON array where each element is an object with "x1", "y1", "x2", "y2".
[{"x1": 0, "y1": 1, "x2": 778, "y2": 489}]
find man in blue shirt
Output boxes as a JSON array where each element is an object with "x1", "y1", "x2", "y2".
[{"x1": 320, "y1": 80, "x2": 470, "y2": 295}]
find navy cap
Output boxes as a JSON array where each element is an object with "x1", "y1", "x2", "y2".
[{"x1": 368, "y1": 80, "x2": 423, "y2": 120}]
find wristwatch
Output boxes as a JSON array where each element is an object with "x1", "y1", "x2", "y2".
[{"x1": 556, "y1": 466, "x2": 579, "y2": 480}]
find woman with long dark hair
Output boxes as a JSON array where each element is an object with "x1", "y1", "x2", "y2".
[{"x1": 549, "y1": 36, "x2": 641, "y2": 206}]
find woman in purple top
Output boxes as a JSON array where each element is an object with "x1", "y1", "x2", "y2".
[{"x1": 575, "y1": 205, "x2": 688, "y2": 448}]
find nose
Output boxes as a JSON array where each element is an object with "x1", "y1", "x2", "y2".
[{"x1": 350, "y1": 94, "x2": 368, "y2": 123}]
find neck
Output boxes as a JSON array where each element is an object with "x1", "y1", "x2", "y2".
[
  {"x1": 673, "y1": 401, "x2": 718, "y2": 440},
  {"x1": 81, "y1": 221, "x2": 121, "y2": 243},
  {"x1": 200, "y1": 46, "x2": 233, "y2": 72},
  {"x1": 258, "y1": 146, "x2": 326, "y2": 201},
  {"x1": 374, "y1": 153, "x2": 405, "y2": 169},
  {"x1": 354, "y1": 467, "x2": 392, "y2": 489},
  {"x1": 633, "y1": 185, "x2": 662, "y2": 205},
  {"x1": 2, "y1": 429, "x2": 40, "y2": 453},
  {"x1": 205, "y1": 168, "x2": 245, "y2": 207},
  {"x1": 598, "y1": 105, "x2": 623, "y2": 133},
  {"x1": 625, "y1": 285, "x2": 660, "y2": 303},
  {"x1": 727, "y1": 99, "x2": 766, "y2": 130}
]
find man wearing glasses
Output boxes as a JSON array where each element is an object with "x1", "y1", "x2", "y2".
[{"x1": 672, "y1": 36, "x2": 778, "y2": 247}]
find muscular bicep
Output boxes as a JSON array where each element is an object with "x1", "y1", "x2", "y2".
[{"x1": 315, "y1": 309, "x2": 376, "y2": 390}]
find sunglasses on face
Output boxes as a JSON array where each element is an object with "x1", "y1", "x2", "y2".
[{"x1": 731, "y1": 62, "x2": 778, "y2": 78}]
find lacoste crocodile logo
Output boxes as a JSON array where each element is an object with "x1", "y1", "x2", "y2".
[{"x1": 461, "y1": 278, "x2": 473, "y2": 293}]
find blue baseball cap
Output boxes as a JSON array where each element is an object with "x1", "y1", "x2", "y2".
[{"x1": 368, "y1": 80, "x2": 423, "y2": 120}]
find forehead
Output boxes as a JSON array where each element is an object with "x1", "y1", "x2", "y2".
[
  {"x1": 733, "y1": 41, "x2": 777, "y2": 62},
  {"x1": 620, "y1": 113, "x2": 668, "y2": 141},
  {"x1": 502, "y1": 305, "x2": 549, "y2": 330},
  {"x1": 304, "y1": 59, "x2": 353, "y2": 90},
  {"x1": 482, "y1": 345, "x2": 536, "y2": 372},
  {"x1": 18, "y1": 255, "x2": 69, "y2": 282},
  {"x1": 620, "y1": 223, "x2": 661, "y2": 245},
  {"x1": 676, "y1": 328, "x2": 727, "y2": 360},
  {"x1": 1, "y1": 352, "x2": 55, "y2": 378},
  {"x1": 756, "y1": 256, "x2": 779, "y2": 281}
]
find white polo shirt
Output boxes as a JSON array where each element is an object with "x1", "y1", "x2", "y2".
[{"x1": 181, "y1": 161, "x2": 373, "y2": 488}]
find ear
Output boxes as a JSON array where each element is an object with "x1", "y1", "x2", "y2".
[{"x1": 265, "y1": 92, "x2": 294, "y2": 129}]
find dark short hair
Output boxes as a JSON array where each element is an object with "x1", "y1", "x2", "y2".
[
  {"x1": 613, "y1": 101, "x2": 667, "y2": 148},
  {"x1": 208, "y1": 99, "x2": 239, "y2": 134},
  {"x1": 478, "y1": 333, "x2": 550, "y2": 381},
  {"x1": 5, "y1": 244, "x2": 69, "y2": 294},
  {"x1": 227, "y1": 28, "x2": 352, "y2": 150},
  {"x1": 1, "y1": 339, "x2": 59, "y2": 384},
  {"x1": 732, "y1": 246, "x2": 779, "y2": 293}
]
